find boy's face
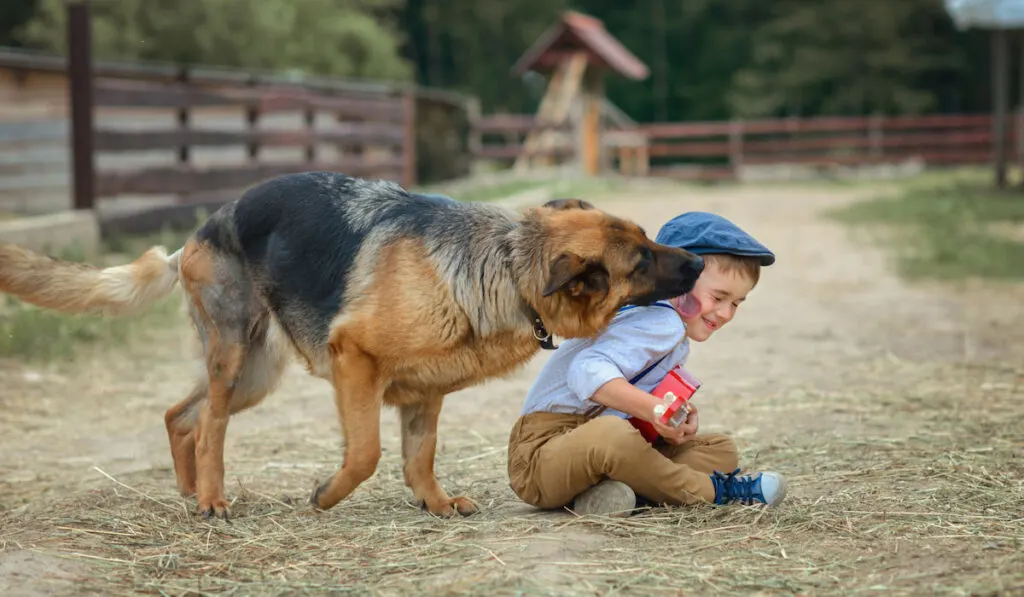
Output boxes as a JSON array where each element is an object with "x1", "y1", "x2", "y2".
[{"x1": 670, "y1": 260, "x2": 756, "y2": 342}]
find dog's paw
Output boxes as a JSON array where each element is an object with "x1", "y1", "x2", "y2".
[
  {"x1": 309, "y1": 480, "x2": 333, "y2": 510},
  {"x1": 197, "y1": 497, "x2": 231, "y2": 521},
  {"x1": 422, "y1": 495, "x2": 479, "y2": 518}
]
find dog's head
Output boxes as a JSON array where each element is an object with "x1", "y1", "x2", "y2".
[{"x1": 520, "y1": 198, "x2": 705, "y2": 339}]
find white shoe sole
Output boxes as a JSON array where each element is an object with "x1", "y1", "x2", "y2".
[{"x1": 572, "y1": 480, "x2": 636, "y2": 517}]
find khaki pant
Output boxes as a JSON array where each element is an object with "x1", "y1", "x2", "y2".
[{"x1": 507, "y1": 412, "x2": 739, "y2": 509}]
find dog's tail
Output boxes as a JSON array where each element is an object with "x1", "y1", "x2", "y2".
[{"x1": 0, "y1": 243, "x2": 182, "y2": 316}]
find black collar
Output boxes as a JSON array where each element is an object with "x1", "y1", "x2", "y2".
[{"x1": 527, "y1": 308, "x2": 558, "y2": 350}]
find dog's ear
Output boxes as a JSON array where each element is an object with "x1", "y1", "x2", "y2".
[
  {"x1": 543, "y1": 253, "x2": 586, "y2": 297},
  {"x1": 542, "y1": 198, "x2": 595, "y2": 211},
  {"x1": 542, "y1": 253, "x2": 610, "y2": 300}
]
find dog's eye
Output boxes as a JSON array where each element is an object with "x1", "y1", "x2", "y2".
[{"x1": 631, "y1": 247, "x2": 653, "y2": 277}]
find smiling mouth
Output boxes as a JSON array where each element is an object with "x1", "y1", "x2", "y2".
[{"x1": 702, "y1": 317, "x2": 718, "y2": 330}]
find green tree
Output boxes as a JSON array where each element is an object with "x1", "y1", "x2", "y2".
[
  {"x1": 577, "y1": 0, "x2": 770, "y2": 123},
  {"x1": 19, "y1": 0, "x2": 412, "y2": 81},
  {"x1": 727, "y1": 0, "x2": 975, "y2": 118},
  {"x1": 0, "y1": 0, "x2": 37, "y2": 47},
  {"x1": 400, "y1": 0, "x2": 570, "y2": 111}
]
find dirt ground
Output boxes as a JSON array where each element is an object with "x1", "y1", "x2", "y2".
[{"x1": 1, "y1": 182, "x2": 1022, "y2": 596}]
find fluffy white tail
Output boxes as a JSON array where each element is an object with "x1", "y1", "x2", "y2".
[{"x1": 0, "y1": 243, "x2": 181, "y2": 316}]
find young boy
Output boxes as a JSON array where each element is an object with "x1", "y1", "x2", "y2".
[{"x1": 507, "y1": 211, "x2": 786, "y2": 516}]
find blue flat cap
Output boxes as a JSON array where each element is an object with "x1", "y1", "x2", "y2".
[{"x1": 655, "y1": 212, "x2": 776, "y2": 266}]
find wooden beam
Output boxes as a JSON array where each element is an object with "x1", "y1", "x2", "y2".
[
  {"x1": 96, "y1": 158, "x2": 404, "y2": 197},
  {"x1": 641, "y1": 114, "x2": 993, "y2": 139},
  {"x1": 402, "y1": 92, "x2": 417, "y2": 188},
  {"x1": 94, "y1": 79, "x2": 406, "y2": 121},
  {"x1": 94, "y1": 124, "x2": 405, "y2": 152},
  {"x1": 67, "y1": 1, "x2": 95, "y2": 211},
  {"x1": 992, "y1": 28, "x2": 1009, "y2": 189},
  {"x1": 581, "y1": 70, "x2": 603, "y2": 176},
  {"x1": 515, "y1": 52, "x2": 588, "y2": 172},
  {"x1": 471, "y1": 115, "x2": 573, "y2": 134},
  {"x1": 648, "y1": 131, "x2": 996, "y2": 158}
]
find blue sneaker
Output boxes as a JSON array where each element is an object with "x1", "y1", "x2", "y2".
[{"x1": 710, "y1": 469, "x2": 787, "y2": 506}]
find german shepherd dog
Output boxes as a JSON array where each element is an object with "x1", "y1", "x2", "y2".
[{"x1": 0, "y1": 172, "x2": 704, "y2": 519}]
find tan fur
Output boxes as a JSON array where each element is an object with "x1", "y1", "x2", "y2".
[
  {"x1": 0, "y1": 242, "x2": 180, "y2": 316},
  {"x1": 311, "y1": 239, "x2": 526, "y2": 514}
]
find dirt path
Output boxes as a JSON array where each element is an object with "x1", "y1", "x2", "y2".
[{"x1": 1, "y1": 182, "x2": 1022, "y2": 596}]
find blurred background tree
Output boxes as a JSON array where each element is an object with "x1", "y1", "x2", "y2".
[
  {"x1": 17, "y1": 0, "x2": 412, "y2": 81},
  {"x1": 0, "y1": 0, "x2": 994, "y2": 121}
]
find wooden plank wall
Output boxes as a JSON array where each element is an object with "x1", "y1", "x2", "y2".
[{"x1": 0, "y1": 69, "x2": 70, "y2": 215}]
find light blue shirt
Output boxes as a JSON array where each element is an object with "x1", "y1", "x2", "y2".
[{"x1": 521, "y1": 301, "x2": 690, "y2": 419}]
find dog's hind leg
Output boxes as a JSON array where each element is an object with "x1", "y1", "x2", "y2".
[
  {"x1": 398, "y1": 392, "x2": 478, "y2": 517},
  {"x1": 177, "y1": 239, "x2": 290, "y2": 519},
  {"x1": 164, "y1": 380, "x2": 206, "y2": 496},
  {"x1": 310, "y1": 331, "x2": 384, "y2": 511},
  {"x1": 163, "y1": 322, "x2": 289, "y2": 501}
]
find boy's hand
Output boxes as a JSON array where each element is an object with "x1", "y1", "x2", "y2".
[{"x1": 652, "y1": 404, "x2": 700, "y2": 445}]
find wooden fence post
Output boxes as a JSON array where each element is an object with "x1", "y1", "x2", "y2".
[
  {"x1": 466, "y1": 96, "x2": 482, "y2": 172},
  {"x1": 402, "y1": 91, "x2": 417, "y2": 188},
  {"x1": 176, "y1": 67, "x2": 190, "y2": 165},
  {"x1": 728, "y1": 119, "x2": 744, "y2": 180},
  {"x1": 868, "y1": 114, "x2": 884, "y2": 159},
  {"x1": 304, "y1": 105, "x2": 316, "y2": 163},
  {"x1": 67, "y1": 0, "x2": 95, "y2": 211},
  {"x1": 245, "y1": 75, "x2": 260, "y2": 161},
  {"x1": 992, "y1": 28, "x2": 1009, "y2": 189}
]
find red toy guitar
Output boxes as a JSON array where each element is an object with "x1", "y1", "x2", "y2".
[{"x1": 628, "y1": 365, "x2": 702, "y2": 443}]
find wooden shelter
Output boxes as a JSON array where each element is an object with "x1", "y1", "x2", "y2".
[
  {"x1": 944, "y1": 0, "x2": 1024, "y2": 188},
  {"x1": 511, "y1": 11, "x2": 649, "y2": 175}
]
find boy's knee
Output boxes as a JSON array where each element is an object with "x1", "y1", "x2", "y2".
[
  {"x1": 701, "y1": 433, "x2": 740, "y2": 472},
  {"x1": 581, "y1": 416, "x2": 648, "y2": 458}
]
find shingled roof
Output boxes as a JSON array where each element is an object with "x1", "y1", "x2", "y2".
[{"x1": 512, "y1": 11, "x2": 649, "y2": 81}]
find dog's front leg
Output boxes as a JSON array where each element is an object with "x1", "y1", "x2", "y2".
[
  {"x1": 400, "y1": 396, "x2": 478, "y2": 517},
  {"x1": 311, "y1": 334, "x2": 383, "y2": 510}
]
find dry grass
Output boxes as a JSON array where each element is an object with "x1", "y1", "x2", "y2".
[
  {"x1": 2, "y1": 359, "x2": 1021, "y2": 596},
  {"x1": 2, "y1": 180, "x2": 1023, "y2": 595}
]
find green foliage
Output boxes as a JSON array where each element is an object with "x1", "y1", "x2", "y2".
[
  {"x1": 588, "y1": 0, "x2": 771, "y2": 122},
  {"x1": 401, "y1": 0, "x2": 570, "y2": 111},
  {"x1": 830, "y1": 169, "x2": 1024, "y2": 281},
  {"x1": 728, "y1": 0, "x2": 982, "y2": 118},
  {"x1": 19, "y1": 0, "x2": 412, "y2": 80},
  {"x1": 7, "y1": 0, "x2": 1000, "y2": 131},
  {"x1": 0, "y1": 0, "x2": 37, "y2": 46},
  {"x1": 0, "y1": 294, "x2": 182, "y2": 362}
]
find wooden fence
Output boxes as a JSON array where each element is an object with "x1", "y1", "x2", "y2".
[
  {"x1": 470, "y1": 112, "x2": 1022, "y2": 181},
  {"x1": 86, "y1": 75, "x2": 418, "y2": 233},
  {"x1": 0, "y1": 52, "x2": 469, "y2": 235}
]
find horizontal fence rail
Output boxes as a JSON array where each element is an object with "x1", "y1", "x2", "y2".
[
  {"x1": 469, "y1": 113, "x2": 576, "y2": 161},
  {"x1": 469, "y1": 112, "x2": 1021, "y2": 181}
]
